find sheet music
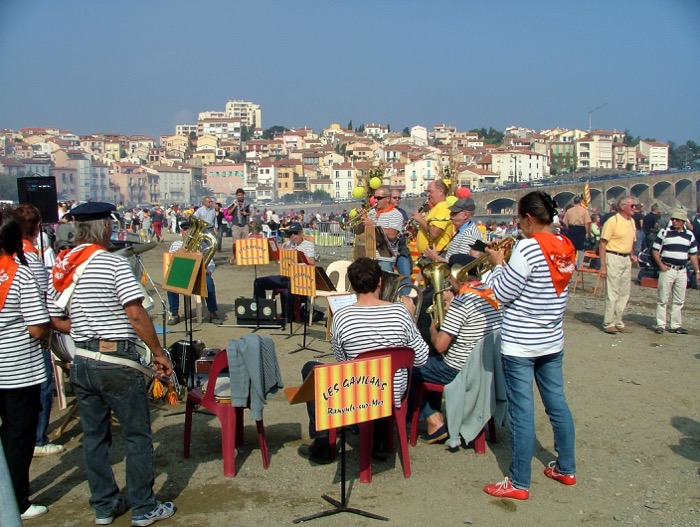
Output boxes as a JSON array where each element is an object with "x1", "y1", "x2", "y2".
[{"x1": 327, "y1": 293, "x2": 357, "y2": 315}]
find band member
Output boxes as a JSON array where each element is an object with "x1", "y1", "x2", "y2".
[
  {"x1": 48, "y1": 202, "x2": 176, "y2": 526},
  {"x1": 483, "y1": 191, "x2": 577, "y2": 501},
  {"x1": 253, "y1": 223, "x2": 316, "y2": 323},
  {"x1": 13, "y1": 205, "x2": 66, "y2": 458},
  {"x1": 193, "y1": 197, "x2": 217, "y2": 235},
  {"x1": 424, "y1": 197, "x2": 482, "y2": 263},
  {"x1": 227, "y1": 188, "x2": 250, "y2": 264},
  {"x1": 390, "y1": 190, "x2": 413, "y2": 278},
  {"x1": 413, "y1": 254, "x2": 502, "y2": 444},
  {"x1": 167, "y1": 221, "x2": 220, "y2": 324},
  {"x1": 0, "y1": 213, "x2": 51, "y2": 520},
  {"x1": 413, "y1": 179, "x2": 454, "y2": 259},
  {"x1": 297, "y1": 257, "x2": 429, "y2": 464},
  {"x1": 365, "y1": 185, "x2": 403, "y2": 273}
]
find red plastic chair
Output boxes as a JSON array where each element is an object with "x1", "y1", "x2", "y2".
[
  {"x1": 409, "y1": 382, "x2": 496, "y2": 453},
  {"x1": 183, "y1": 349, "x2": 270, "y2": 477},
  {"x1": 328, "y1": 346, "x2": 415, "y2": 484}
]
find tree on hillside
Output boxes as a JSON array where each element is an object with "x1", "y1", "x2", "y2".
[
  {"x1": 470, "y1": 127, "x2": 503, "y2": 145},
  {"x1": 402, "y1": 127, "x2": 410, "y2": 137},
  {"x1": 0, "y1": 174, "x2": 19, "y2": 202},
  {"x1": 347, "y1": 120, "x2": 353, "y2": 131},
  {"x1": 240, "y1": 124, "x2": 251, "y2": 142},
  {"x1": 262, "y1": 125, "x2": 288, "y2": 140}
]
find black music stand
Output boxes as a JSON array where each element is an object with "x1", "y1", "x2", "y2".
[{"x1": 288, "y1": 264, "x2": 327, "y2": 356}]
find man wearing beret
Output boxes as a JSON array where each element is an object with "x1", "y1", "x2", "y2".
[
  {"x1": 651, "y1": 208, "x2": 699, "y2": 334},
  {"x1": 48, "y1": 202, "x2": 176, "y2": 526}
]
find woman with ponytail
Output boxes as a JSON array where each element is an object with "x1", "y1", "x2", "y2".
[
  {"x1": 0, "y1": 210, "x2": 51, "y2": 519},
  {"x1": 482, "y1": 191, "x2": 578, "y2": 501}
]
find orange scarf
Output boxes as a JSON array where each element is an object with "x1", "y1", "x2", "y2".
[
  {"x1": 458, "y1": 281, "x2": 500, "y2": 310},
  {"x1": 52, "y1": 244, "x2": 105, "y2": 292},
  {"x1": 374, "y1": 203, "x2": 396, "y2": 217},
  {"x1": 531, "y1": 232, "x2": 576, "y2": 296},
  {"x1": 22, "y1": 239, "x2": 39, "y2": 255},
  {"x1": 0, "y1": 255, "x2": 19, "y2": 309}
]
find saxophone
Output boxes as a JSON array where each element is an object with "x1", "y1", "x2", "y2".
[{"x1": 404, "y1": 200, "x2": 430, "y2": 242}]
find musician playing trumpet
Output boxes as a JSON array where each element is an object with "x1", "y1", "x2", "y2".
[
  {"x1": 364, "y1": 185, "x2": 404, "y2": 273},
  {"x1": 414, "y1": 180, "x2": 454, "y2": 260},
  {"x1": 412, "y1": 253, "x2": 502, "y2": 444}
]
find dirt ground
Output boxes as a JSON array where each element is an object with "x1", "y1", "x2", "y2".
[{"x1": 25, "y1": 233, "x2": 700, "y2": 527}]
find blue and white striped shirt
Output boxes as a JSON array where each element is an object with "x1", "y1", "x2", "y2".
[
  {"x1": 652, "y1": 227, "x2": 697, "y2": 267},
  {"x1": 485, "y1": 238, "x2": 569, "y2": 358}
]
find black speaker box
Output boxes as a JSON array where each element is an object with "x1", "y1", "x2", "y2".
[
  {"x1": 235, "y1": 298, "x2": 277, "y2": 322},
  {"x1": 17, "y1": 176, "x2": 59, "y2": 224}
]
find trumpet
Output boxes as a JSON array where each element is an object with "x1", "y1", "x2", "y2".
[
  {"x1": 338, "y1": 206, "x2": 370, "y2": 231},
  {"x1": 451, "y1": 237, "x2": 516, "y2": 284}
]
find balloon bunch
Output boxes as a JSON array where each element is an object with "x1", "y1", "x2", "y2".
[{"x1": 348, "y1": 166, "x2": 384, "y2": 221}]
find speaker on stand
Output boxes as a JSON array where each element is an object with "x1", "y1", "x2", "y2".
[{"x1": 17, "y1": 176, "x2": 59, "y2": 224}]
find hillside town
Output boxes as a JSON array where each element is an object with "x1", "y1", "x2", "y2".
[{"x1": 1, "y1": 98, "x2": 672, "y2": 207}]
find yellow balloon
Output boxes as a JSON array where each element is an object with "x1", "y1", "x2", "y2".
[
  {"x1": 446, "y1": 195, "x2": 458, "y2": 206},
  {"x1": 349, "y1": 208, "x2": 358, "y2": 218},
  {"x1": 369, "y1": 177, "x2": 382, "y2": 190},
  {"x1": 352, "y1": 186, "x2": 366, "y2": 199}
]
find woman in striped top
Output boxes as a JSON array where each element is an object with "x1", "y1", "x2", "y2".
[
  {"x1": 482, "y1": 191, "x2": 578, "y2": 501},
  {"x1": 0, "y1": 213, "x2": 51, "y2": 520}
]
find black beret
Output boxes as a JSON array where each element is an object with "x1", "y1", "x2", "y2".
[{"x1": 71, "y1": 202, "x2": 116, "y2": 222}]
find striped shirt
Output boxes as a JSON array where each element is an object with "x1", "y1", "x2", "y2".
[
  {"x1": 48, "y1": 249, "x2": 144, "y2": 344},
  {"x1": 485, "y1": 238, "x2": 569, "y2": 358},
  {"x1": 653, "y1": 227, "x2": 698, "y2": 266},
  {"x1": 331, "y1": 303, "x2": 429, "y2": 406},
  {"x1": 440, "y1": 292, "x2": 503, "y2": 371},
  {"x1": 24, "y1": 250, "x2": 49, "y2": 295},
  {"x1": 369, "y1": 208, "x2": 404, "y2": 263},
  {"x1": 0, "y1": 265, "x2": 49, "y2": 388},
  {"x1": 283, "y1": 238, "x2": 316, "y2": 262},
  {"x1": 446, "y1": 220, "x2": 481, "y2": 259}
]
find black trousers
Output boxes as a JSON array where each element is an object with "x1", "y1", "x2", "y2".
[{"x1": 0, "y1": 384, "x2": 41, "y2": 513}]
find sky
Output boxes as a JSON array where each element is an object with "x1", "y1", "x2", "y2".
[{"x1": 1, "y1": 0, "x2": 699, "y2": 145}]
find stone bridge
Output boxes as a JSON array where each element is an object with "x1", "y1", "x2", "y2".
[{"x1": 471, "y1": 170, "x2": 700, "y2": 216}]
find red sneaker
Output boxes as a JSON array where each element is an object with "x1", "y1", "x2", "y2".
[
  {"x1": 544, "y1": 461, "x2": 577, "y2": 486},
  {"x1": 483, "y1": 477, "x2": 529, "y2": 500}
]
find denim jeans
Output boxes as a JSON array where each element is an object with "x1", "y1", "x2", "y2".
[
  {"x1": 35, "y1": 348, "x2": 54, "y2": 446},
  {"x1": 501, "y1": 351, "x2": 575, "y2": 490},
  {"x1": 301, "y1": 361, "x2": 328, "y2": 440},
  {"x1": 411, "y1": 355, "x2": 459, "y2": 420},
  {"x1": 70, "y1": 345, "x2": 157, "y2": 518},
  {"x1": 167, "y1": 274, "x2": 218, "y2": 315},
  {"x1": 377, "y1": 260, "x2": 395, "y2": 274},
  {"x1": 395, "y1": 254, "x2": 413, "y2": 278}
]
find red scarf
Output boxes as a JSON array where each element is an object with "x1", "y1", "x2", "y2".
[
  {"x1": 458, "y1": 281, "x2": 500, "y2": 310},
  {"x1": 531, "y1": 232, "x2": 576, "y2": 296},
  {"x1": 52, "y1": 244, "x2": 105, "y2": 292},
  {"x1": 22, "y1": 239, "x2": 39, "y2": 255},
  {"x1": 0, "y1": 255, "x2": 19, "y2": 309}
]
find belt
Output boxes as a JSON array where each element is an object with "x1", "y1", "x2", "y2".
[
  {"x1": 80, "y1": 339, "x2": 132, "y2": 353},
  {"x1": 606, "y1": 251, "x2": 630, "y2": 257},
  {"x1": 663, "y1": 263, "x2": 686, "y2": 270},
  {"x1": 74, "y1": 348, "x2": 154, "y2": 378}
]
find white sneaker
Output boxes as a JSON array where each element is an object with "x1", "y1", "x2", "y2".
[
  {"x1": 34, "y1": 443, "x2": 66, "y2": 456},
  {"x1": 21, "y1": 504, "x2": 48, "y2": 519}
]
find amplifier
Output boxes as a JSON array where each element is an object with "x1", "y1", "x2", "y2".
[{"x1": 235, "y1": 298, "x2": 277, "y2": 322}]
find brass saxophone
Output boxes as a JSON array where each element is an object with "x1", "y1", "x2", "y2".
[{"x1": 404, "y1": 200, "x2": 430, "y2": 242}]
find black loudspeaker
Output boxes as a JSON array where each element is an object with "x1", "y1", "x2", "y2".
[
  {"x1": 235, "y1": 298, "x2": 277, "y2": 322},
  {"x1": 17, "y1": 177, "x2": 59, "y2": 224}
]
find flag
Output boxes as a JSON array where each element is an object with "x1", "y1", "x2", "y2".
[{"x1": 581, "y1": 180, "x2": 591, "y2": 209}]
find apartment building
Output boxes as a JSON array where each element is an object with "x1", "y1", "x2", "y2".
[
  {"x1": 490, "y1": 150, "x2": 546, "y2": 184},
  {"x1": 224, "y1": 99, "x2": 261, "y2": 129},
  {"x1": 176, "y1": 124, "x2": 198, "y2": 136},
  {"x1": 638, "y1": 140, "x2": 669, "y2": 171},
  {"x1": 331, "y1": 162, "x2": 357, "y2": 200},
  {"x1": 204, "y1": 162, "x2": 247, "y2": 200}
]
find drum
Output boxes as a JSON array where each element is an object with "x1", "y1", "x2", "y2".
[{"x1": 169, "y1": 340, "x2": 205, "y2": 389}]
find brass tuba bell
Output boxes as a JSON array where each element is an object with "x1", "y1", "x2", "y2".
[{"x1": 181, "y1": 215, "x2": 218, "y2": 267}]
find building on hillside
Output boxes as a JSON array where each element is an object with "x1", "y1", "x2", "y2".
[
  {"x1": 638, "y1": 140, "x2": 668, "y2": 171},
  {"x1": 204, "y1": 162, "x2": 247, "y2": 200},
  {"x1": 149, "y1": 165, "x2": 191, "y2": 205},
  {"x1": 176, "y1": 124, "x2": 198, "y2": 136},
  {"x1": 490, "y1": 150, "x2": 547, "y2": 184},
  {"x1": 51, "y1": 166, "x2": 77, "y2": 201},
  {"x1": 224, "y1": 99, "x2": 261, "y2": 129},
  {"x1": 53, "y1": 150, "x2": 92, "y2": 202},
  {"x1": 331, "y1": 162, "x2": 356, "y2": 200}
]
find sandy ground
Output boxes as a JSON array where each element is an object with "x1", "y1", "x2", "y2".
[{"x1": 25, "y1": 233, "x2": 700, "y2": 527}]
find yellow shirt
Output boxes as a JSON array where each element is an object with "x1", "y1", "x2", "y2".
[
  {"x1": 416, "y1": 201, "x2": 454, "y2": 254},
  {"x1": 600, "y1": 213, "x2": 635, "y2": 253}
]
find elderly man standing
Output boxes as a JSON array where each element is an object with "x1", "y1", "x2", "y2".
[
  {"x1": 364, "y1": 185, "x2": 404, "y2": 273},
  {"x1": 413, "y1": 179, "x2": 454, "y2": 261},
  {"x1": 651, "y1": 208, "x2": 700, "y2": 334},
  {"x1": 424, "y1": 197, "x2": 482, "y2": 263},
  {"x1": 48, "y1": 202, "x2": 176, "y2": 526},
  {"x1": 192, "y1": 196, "x2": 217, "y2": 236},
  {"x1": 599, "y1": 195, "x2": 638, "y2": 334}
]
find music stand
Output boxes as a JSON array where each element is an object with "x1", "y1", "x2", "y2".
[
  {"x1": 219, "y1": 237, "x2": 283, "y2": 330},
  {"x1": 288, "y1": 263, "x2": 327, "y2": 355},
  {"x1": 285, "y1": 358, "x2": 393, "y2": 523}
]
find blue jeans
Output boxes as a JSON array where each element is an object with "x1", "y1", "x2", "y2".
[
  {"x1": 395, "y1": 254, "x2": 413, "y2": 278},
  {"x1": 70, "y1": 345, "x2": 157, "y2": 518},
  {"x1": 35, "y1": 348, "x2": 54, "y2": 446},
  {"x1": 377, "y1": 260, "x2": 395, "y2": 274},
  {"x1": 411, "y1": 355, "x2": 459, "y2": 420},
  {"x1": 501, "y1": 351, "x2": 575, "y2": 490},
  {"x1": 301, "y1": 361, "x2": 328, "y2": 440},
  {"x1": 167, "y1": 274, "x2": 218, "y2": 315}
]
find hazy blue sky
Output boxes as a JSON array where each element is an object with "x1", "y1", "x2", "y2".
[{"x1": 1, "y1": 0, "x2": 698, "y2": 144}]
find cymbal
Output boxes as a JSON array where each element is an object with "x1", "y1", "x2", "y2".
[{"x1": 116, "y1": 241, "x2": 158, "y2": 257}]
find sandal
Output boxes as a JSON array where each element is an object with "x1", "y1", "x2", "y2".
[
  {"x1": 419, "y1": 424, "x2": 448, "y2": 444},
  {"x1": 671, "y1": 327, "x2": 688, "y2": 334}
]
